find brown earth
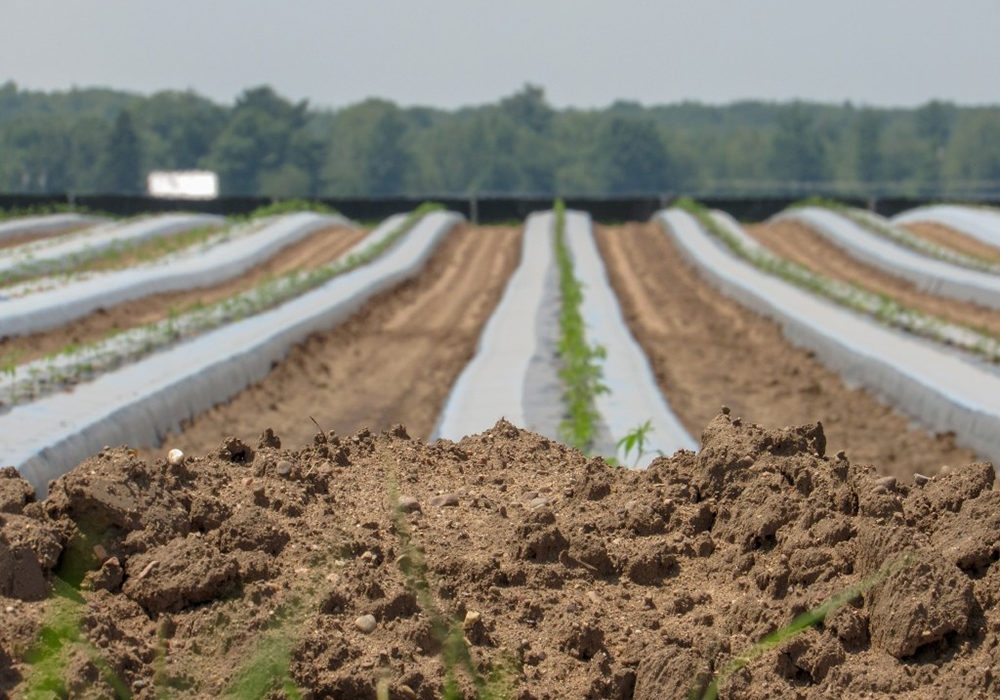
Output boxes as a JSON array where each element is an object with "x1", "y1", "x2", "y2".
[
  {"x1": 903, "y1": 220, "x2": 1000, "y2": 262},
  {"x1": 594, "y1": 222, "x2": 979, "y2": 479},
  {"x1": 743, "y1": 219, "x2": 1000, "y2": 338},
  {"x1": 0, "y1": 225, "x2": 366, "y2": 365},
  {"x1": 139, "y1": 224, "x2": 523, "y2": 461},
  {"x1": 1, "y1": 415, "x2": 999, "y2": 698}
]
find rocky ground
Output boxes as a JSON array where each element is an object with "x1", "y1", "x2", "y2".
[{"x1": 1, "y1": 413, "x2": 998, "y2": 698}]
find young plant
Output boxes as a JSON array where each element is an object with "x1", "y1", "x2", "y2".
[
  {"x1": 553, "y1": 198, "x2": 608, "y2": 453},
  {"x1": 697, "y1": 551, "x2": 914, "y2": 700},
  {"x1": 616, "y1": 419, "x2": 660, "y2": 467}
]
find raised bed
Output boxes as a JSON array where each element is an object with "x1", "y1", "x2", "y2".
[
  {"x1": 779, "y1": 207, "x2": 1000, "y2": 309},
  {"x1": 0, "y1": 213, "x2": 223, "y2": 282},
  {"x1": 659, "y1": 207, "x2": 1000, "y2": 465},
  {"x1": 434, "y1": 211, "x2": 556, "y2": 439},
  {"x1": 0, "y1": 213, "x2": 105, "y2": 243},
  {"x1": 894, "y1": 204, "x2": 1000, "y2": 248},
  {"x1": 2, "y1": 210, "x2": 462, "y2": 493},
  {"x1": 565, "y1": 210, "x2": 696, "y2": 463},
  {"x1": 0, "y1": 212, "x2": 351, "y2": 337}
]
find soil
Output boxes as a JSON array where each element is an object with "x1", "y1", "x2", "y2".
[
  {"x1": 743, "y1": 220, "x2": 1000, "y2": 338},
  {"x1": 1, "y1": 414, "x2": 998, "y2": 698},
  {"x1": 594, "y1": 222, "x2": 979, "y2": 480},
  {"x1": 139, "y1": 224, "x2": 522, "y2": 460},
  {"x1": 0, "y1": 225, "x2": 366, "y2": 365},
  {"x1": 903, "y1": 221, "x2": 1000, "y2": 263}
]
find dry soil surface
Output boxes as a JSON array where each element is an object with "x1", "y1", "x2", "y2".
[
  {"x1": 744, "y1": 220, "x2": 1000, "y2": 338},
  {"x1": 140, "y1": 224, "x2": 522, "y2": 460},
  {"x1": 594, "y1": 222, "x2": 979, "y2": 479},
  {"x1": 0, "y1": 225, "x2": 366, "y2": 364},
  {"x1": 1, "y1": 416, "x2": 998, "y2": 698},
  {"x1": 903, "y1": 220, "x2": 1000, "y2": 262}
]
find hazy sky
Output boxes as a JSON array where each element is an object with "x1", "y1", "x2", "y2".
[{"x1": 3, "y1": 0, "x2": 998, "y2": 109}]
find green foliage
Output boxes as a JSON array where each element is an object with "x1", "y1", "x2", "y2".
[
  {"x1": 245, "y1": 198, "x2": 341, "y2": 219},
  {"x1": 616, "y1": 419, "x2": 659, "y2": 467},
  {"x1": 769, "y1": 105, "x2": 828, "y2": 184},
  {"x1": 595, "y1": 116, "x2": 675, "y2": 194},
  {"x1": 0, "y1": 203, "x2": 99, "y2": 220},
  {"x1": 5, "y1": 81, "x2": 1000, "y2": 198},
  {"x1": 553, "y1": 198, "x2": 608, "y2": 453},
  {"x1": 97, "y1": 110, "x2": 143, "y2": 194}
]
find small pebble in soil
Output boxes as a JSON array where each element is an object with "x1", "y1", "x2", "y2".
[
  {"x1": 721, "y1": 405, "x2": 730, "y2": 415},
  {"x1": 430, "y1": 493, "x2": 459, "y2": 507},
  {"x1": 397, "y1": 495, "x2": 421, "y2": 513},
  {"x1": 914, "y1": 473, "x2": 932, "y2": 485},
  {"x1": 463, "y1": 610, "x2": 482, "y2": 629},
  {"x1": 875, "y1": 476, "x2": 897, "y2": 490},
  {"x1": 355, "y1": 614, "x2": 377, "y2": 633},
  {"x1": 529, "y1": 497, "x2": 549, "y2": 510},
  {"x1": 276, "y1": 460, "x2": 292, "y2": 477},
  {"x1": 167, "y1": 448, "x2": 184, "y2": 466}
]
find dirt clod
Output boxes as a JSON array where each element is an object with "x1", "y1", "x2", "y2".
[{"x1": 0, "y1": 415, "x2": 998, "y2": 698}]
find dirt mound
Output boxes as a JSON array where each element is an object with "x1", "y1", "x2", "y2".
[{"x1": 1, "y1": 415, "x2": 998, "y2": 698}]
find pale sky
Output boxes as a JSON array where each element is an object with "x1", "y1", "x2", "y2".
[{"x1": 2, "y1": 0, "x2": 998, "y2": 109}]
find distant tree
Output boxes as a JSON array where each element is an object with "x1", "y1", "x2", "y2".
[
  {"x1": 915, "y1": 100, "x2": 954, "y2": 188},
  {"x1": 915, "y1": 100, "x2": 953, "y2": 150},
  {"x1": 363, "y1": 106, "x2": 411, "y2": 195},
  {"x1": 205, "y1": 85, "x2": 318, "y2": 196},
  {"x1": 770, "y1": 106, "x2": 827, "y2": 186},
  {"x1": 98, "y1": 110, "x2": 143, "y2": 194},
  {"x1": 946, "y1": 109, "x2": 1000, "y2": 188},
  {"x1": 595, "y1": 117, "x2": 674, "y2": 194},
  {"x1": 321, "y1": 99, "x2": 411, "y2": 196},
  {"x1": 498, "y1": 84, "x2": 553, "y2": 133},
  {"x1": 854, "y1": 109, "x2": 884, "y2": 187},
  {"x1": 134, "y1": 90, "x2": 226, "y2": 170},
  {"x1": 258, "y1": 164, "x2": 312, "y2": 198},
  {"x1": 0, "y1": 119, "x2": 72, "y2": 193}
]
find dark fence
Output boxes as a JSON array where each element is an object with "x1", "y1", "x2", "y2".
[{"x1": 1, "y1": 192, "x2": 998, "y2": 223}]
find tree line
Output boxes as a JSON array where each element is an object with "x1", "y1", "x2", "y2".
[{"x1": 2, "y1": 80, "x2": 999, "y2": 199}]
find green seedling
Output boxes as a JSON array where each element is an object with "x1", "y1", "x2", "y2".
[
  {"x1": 616, "y1": 419, "x2": 661, "y2": 467},
  {"x1": 553, "y1": 198, "x2": 608, "y2": 454},
  {"x1": 698, "y1": 551, "x2": 914, "y2": 700}
]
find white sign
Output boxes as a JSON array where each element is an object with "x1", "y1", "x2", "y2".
[{"x1": 147, "y1": 171, "x2": 220, "y2": 200}]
